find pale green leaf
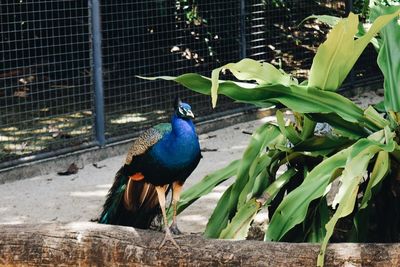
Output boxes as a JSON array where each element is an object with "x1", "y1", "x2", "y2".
[
  {"x1": 361, "y1": 151, "x2": 389, "y2": 209},
  {"x1": 300, "y1": 14, "x2": 341, "y2": 28},
  {"x1": 219, "y1": 199, "x2": 260, "y2": 239},
  {"x1": 372, "y1": 5, "x2": 400, "y2": 112},
  {"x1": 235, "y1": 124, "x2": 281, "y2": 209},
  {"x1": 219, "y1": 168, "x2": 297, "y2": 240},
  {"x1": 204, "y1": 184, "x2": 233, "y2": 238},
  {"x1": 140, "y1": 73, "x2": 380, "y2": 132},
  {"x1": 317, "y1": 152, "x2": 371, "y2": 266},
  {"x1": 204, "y1": 123, "x2": 281, "y2": 237},
  {"x1": 364, "y1": 105, "x2": 390, "y2": 129},
  {"x1": 309, "y1": 11, "x2": 400, "y2": 91},
  {"x1": 276, "y1": 110, "x2": 302, "y2": 144},
  {"x1": 210, "y1": 59, "x2": 297, "y2": 108},
  {"x1": 266, "y1": 129, "x2": 395, "y2": 242}
]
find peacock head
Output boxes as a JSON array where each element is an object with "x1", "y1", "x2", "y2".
[{"x1": 174, "y1": 97, "x2": 194, "y2": 119}]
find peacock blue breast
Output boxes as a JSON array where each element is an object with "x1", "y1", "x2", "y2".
[{"x1": 150, "y1": 116, "x2": 200, "y2": 171}]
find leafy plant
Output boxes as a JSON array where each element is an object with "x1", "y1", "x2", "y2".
[{"x1": 141, "y1": 6, "x2": 400, "y2": 267}]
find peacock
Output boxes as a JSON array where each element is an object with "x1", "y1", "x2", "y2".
[{"x1": 99, "y1": 97, "x2": 202, "y2": 249}]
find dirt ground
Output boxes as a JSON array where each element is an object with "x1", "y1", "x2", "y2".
[
  {"x1": 0, "y1": 117, "x2": 267, "y2": 233},
  {"x1": 0, "y1": 89, "x2": 384, "y2": 233}
]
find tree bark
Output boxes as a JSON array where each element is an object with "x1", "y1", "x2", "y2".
[{"x1": 0, "y1": 222, "x2": 399, "y2": 266}]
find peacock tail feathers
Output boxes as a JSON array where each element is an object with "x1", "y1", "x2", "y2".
[{"x1": 99, "y1": 166, "x2": 128, "y2": 224}]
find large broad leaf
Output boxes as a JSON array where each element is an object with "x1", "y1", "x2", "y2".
[
  {"x1": 238, "y1": 153, "x2": 273, "y2": 208},
  {"x1": 307, "y1": 113, "x2": 369, "y2": 139},
  {"x1": 265, "y1": 147, "x2": 350, "y2": 241},
  {"x1": 141, "y1": 74, "x2": 380, "y2": 132},
  {"x1": 371, "y1": 5, "x2": 400, "y2": 112},
  {"x1": 317, "y1": 147, "x2": 376, "y2": 267},
  {"x1": 276, "y1": 110, "x2": 303, "y2": 145},
  {"x1": 309, "y1": 11, "x2": 400, "y2": 91},
  {"x1": 219, "y1": 168, "x2": 297, "y2": 239},
  {"x1": 218, "y1": 199, "x2": 260, "y2": 240},
  {"x1": 318, "y1": 128, "x2": 395, "y2": 266},
  {"x1": 306, "y1": 199, "x2": 330, "y2": 243},
  {"x1": 301, "y1": 14, "x2": 380, "y2": 50},
  {"x1": 293, "y1": 134, "x2": 353, "y2": 155},
  {"x1": 350, "y1": 150, "x2": 389, "y2": 242},
  {"x1": 203, "y1": 123, "x2": 282, "y2": 237},
  {"x1": 234, "y1": 124, "x2": 281, "y2": 210},
  {"x1": 204, "y1": 184, "x2": 234, "y2": 238},
  {"x1": 300, "y1": 14, "x2": 340, "y2": 28},
  {"x1": 265, "y1": 128, "x2": 396, "y2": 242},
  {"x1": 211, "y1": 58, "x2": 298, "y2": 107}
]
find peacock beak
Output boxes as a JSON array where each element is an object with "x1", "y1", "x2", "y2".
[{"x1": 186, "y1": 110, "x2": 195, "y2": 119}]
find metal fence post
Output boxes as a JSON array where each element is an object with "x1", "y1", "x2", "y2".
[
  {"x1": 90, "y1": 0, "x2": 106, "y2": 146},
  {"x1": 239, "y1": 0, "x2": 246, "y2": 59},
  {"x1": 345, "y1": 0, "x2": 353, "y2": 15}
]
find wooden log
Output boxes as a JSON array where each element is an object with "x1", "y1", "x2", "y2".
[{"x1": 0, "y1": 222, "x2": 399, "y2": 266}]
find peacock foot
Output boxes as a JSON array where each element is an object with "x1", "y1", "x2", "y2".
[
  {"x1": 169, "y1": 223, "x2": 182, "y2": 235},
  {"x1": 159, "y1": 227, "x2": 181, "y2": 251}
]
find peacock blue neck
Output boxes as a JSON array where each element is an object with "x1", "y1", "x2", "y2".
[
  {"x1": 171, "y1": 114, "x2": 196, "y2": 136},
  {"x1": 150, "y1": 114, "x2": 199, "y2": 169}
]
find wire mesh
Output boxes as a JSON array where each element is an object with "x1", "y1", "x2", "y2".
[
  {"x1": 0, "y1": 0, "x2": 385, "y2": 167},
  {"x1": 0, "y1": 1, "x2": 93, "y2": 164},
  {"x1": 101, "y1": 1, "x2": 243, "y2": 140},
  {"x1": 246, "y1": 1, "x2": 348, "y2": 82}
]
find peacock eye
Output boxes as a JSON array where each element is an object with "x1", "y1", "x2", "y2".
[{"x1": 178, "y1": 106, "x2": 184, "y2": 114}]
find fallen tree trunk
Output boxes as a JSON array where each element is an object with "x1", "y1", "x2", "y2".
[{"x1": 0, "y1": 222, "x2": 399, "y2": 266}]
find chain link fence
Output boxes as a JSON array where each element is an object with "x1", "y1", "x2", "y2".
[{"x1": 0, "y1": 0, "x2": 383, "y2": 168}]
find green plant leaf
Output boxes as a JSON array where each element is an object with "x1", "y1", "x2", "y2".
[
  {"x1": 350, "y1": 150, "x2": 389, "y2": 242},
  {"x1": 317, "y1": 149, "x2": 374, "y2": 267},
  {"x1": 140, "y1": 74, "x2": 380, "y2": 132},
  {"x1": 204, "y1": 184, "x2": 234, "y2": 238},
  {"x1": 372, "y1": 5, "x2": 400, "y2": 112},
  {"x1": 293, "y1": 135, "x2": 353, "y2": 155},
  {"x1": 219, "y1": 199, "x2": 260, "y2": 239},
  {"x1": 364, "y1": 105, "x2": 390, "y2": 129},
  {"x1": 265, "y1": 129, "x2": 395, "y2": 242},
  {"x1": 210, "y1": 58, "x2": 298, "y2": 108},
  {"x1": 204, "y1": 123, "x2": 281, "y2": 237},
  {"x1": 306, "y1": 198, "x2": 329, "y2": 243},
  {"x1": 309, "y1": 11, "x2": 400, "y2": 91},
  {"x1": 235, "y1": 124, "x2": 281, "y2": 210},
  {"x1": 317, "y1": 127, "x2": 396, "y2": 265},
  {"x1": 361, "y1": 151, "x2": 389, "y2": 210},
  {"x1": 373, "y1": 100, "x2": 386, "y2": 113},
  {"x1": 265, "y1": 149, "x2": 349, "y2": 241},
  {"x1": 239, "y1": 153, "x2": 273, "y2": 206},
  {"x1": 301, "y1": 115, "x2": 317, "y2": 140},
  {"x1": 167, "y1": 159, "x2": 240, "y2": 221},
  {"x1": 307, "y1": 113, "x2": 369, "y2": 139},
  {"x1": 220, "y1": 168, "x2": 297, "y2": 239},
  {"x1": 301, "y1": 14, "x2": 380, "y2": 50},
  {"x1": 300, "y1": 14, "x2": 341, "y2": 28},
  {"x1": 276, "y1": 110, "x2": 302, "y2": 144}
]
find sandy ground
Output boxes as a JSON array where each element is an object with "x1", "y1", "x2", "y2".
[
  {"x1": 0, "y1": 89, "x2": 383, "y2": 233},
  {"x1": 0, "y1": 117, "x2": 268, "y2": 233}
]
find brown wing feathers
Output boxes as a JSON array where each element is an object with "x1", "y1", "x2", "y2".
[
  {"x1": 123, "y1": 180, "x2": 159, "y2": 212},
  {"x1": 125, "y1": 128, "x2": 163, "y2": 165},
  {"x1": 119, "y1": 128, "x2": 164, "y2": 227},
  {"x1": 100, "y1": 125, "x2": 167, "y2": 227}
]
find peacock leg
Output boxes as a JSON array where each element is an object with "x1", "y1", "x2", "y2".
[
  {"x1": 170, "y1": 181, "x2": 183, "y2": 235},
  {"x1": 155, "y1": 185, "x2": 180, "y2": 250}
]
